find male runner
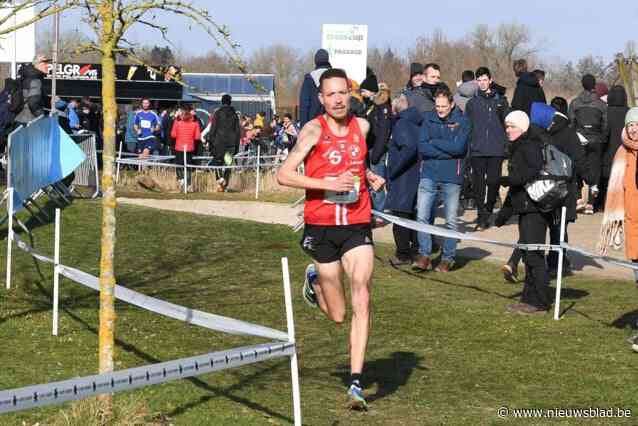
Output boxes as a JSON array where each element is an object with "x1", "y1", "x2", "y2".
[{"x1": 276, "y1": 68, "x2": 385, "y2": 410}]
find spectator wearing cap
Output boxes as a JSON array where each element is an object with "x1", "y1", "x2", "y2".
[
  {"x1": 298, "y1": 49, "x2": 331, "y2": 127},
  {"x1": 495, "y1": 110, "x2": 551, "y2": 315},
  {"x1": 360, "y1": 69, "x2": 392, "y2": 213},
  {"x1": 15, "y1": 54, "x2": 50, "y2": 125},
  {"x1": 596, "y1": 82, "x2": 609, "y2": 104},
  {"x1": 402, "y1": 62, "x2": 430, "y2": 113},
  {"x1": 207, "y1": 94, "x2": 241, "y2": 191},
  {"x1": 569, "y1": 74, "x2": 608, "y2": 214}
]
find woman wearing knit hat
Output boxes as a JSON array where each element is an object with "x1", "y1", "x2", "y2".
[
  {"x1": 495, "y1": 110, "x2": 552, "y2": 315},
  {"x1": 599, "y1": 107, "x2": 638, "y2": 286}
]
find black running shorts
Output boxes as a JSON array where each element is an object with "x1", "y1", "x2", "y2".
[{"x1": 300, "y1": 223, "x2": 373, "y2": 264}]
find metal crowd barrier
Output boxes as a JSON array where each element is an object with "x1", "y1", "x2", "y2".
[{"x1": 70, "y1": 132, "x2": 100, "y2": 198}]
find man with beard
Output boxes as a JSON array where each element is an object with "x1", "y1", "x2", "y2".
[{"x1": 276, "y1": 68, "x2": 385, "y2": 410}]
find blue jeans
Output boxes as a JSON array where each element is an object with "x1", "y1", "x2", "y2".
[
  {"x1": 369, "y1": 153, "x2": 387, "y2": 212},
  {"x1": 416, "y1": 178, "x2": 461, "y2": 261}
]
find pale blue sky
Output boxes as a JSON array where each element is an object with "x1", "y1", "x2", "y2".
[{"x1": 54, "y1": 1, "x2": 637, "y2": 63}]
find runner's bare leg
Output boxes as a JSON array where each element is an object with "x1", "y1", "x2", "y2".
[
  {"x1": 341, "y1": 244, "x2": 374, "y2": 374},
  {"x1": 314, "y1": 261, "x2": 346, "y2": 324}
]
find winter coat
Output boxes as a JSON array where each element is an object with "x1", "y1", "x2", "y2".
[
  {"x1": 385, "y1": 107, "x2": 423, "y2": 213},
  {"x1": 547, "y1": 113, "x2": 592, "y2": 222},
  {"x1": 465, "y1": 89, "x2": 509, "y2": 157},
  {"x1": 499, "y1": 125, "x2": 547, "y2": 215},
  {"x1": 365, "y1": 88, "x2": 392, "y2": 165},
  {"x1": 208, "y1": 105, "x2": 241, "y2": 157},
  {"x1": 453, "y1": 81, "x2": 478, "y2": 112},
  {"x1": 568, "y1": 90, "x2": 608, "y2": 145},
  {"x1": 15, "y1": 64, "x2": 45, "y2": 124},
  {"x1": 418, "y1": 106, "x2": 470, "y2": 185},
  {"x1": 511, "y1": 72, "x2": 546, "y2": 116},
  {"x1": 171, "y1": 115, "x2": 201, "y2": 153},
  {"x1": 299, "y1": 66, "x2": 329, "y2": 127},
  {"x1": 603, "y1": 86, "x2": 629, "y2": 178}
]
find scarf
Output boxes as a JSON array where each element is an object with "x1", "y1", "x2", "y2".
[{"x1": 599, "y1": 128, "x2": 638, "y2": 255}]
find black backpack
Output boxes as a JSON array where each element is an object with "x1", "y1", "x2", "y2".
[
  {"x1": 574, "y1": 105, "x2": 603, "y2": 145},
  {"x1": 525, "y1": 143, "x2": 573, "y2": 212}
]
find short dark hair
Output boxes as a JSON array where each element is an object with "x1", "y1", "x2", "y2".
[
  {"x1": 550, "y1": 96, "x2": 568, "y2": 115},
  {"x1": 319, "y1": 68, "x2": 349, "y2": 91},
  {"x1": 475, "y1": 67, "x2": 491, "y2": 79},
  {"x1": 221, "y1": 94, "x2": 232, "y2": 105},
  {"x1": 424, "y1": 63, "x2": 440, "y2": 73},
  {"x1": 461, "y1": 70, "x2": 475, "y2": 82},
  {"x1": 513, "y1": 59, "x2": 528, "y2": 77},
  {"x1": 141, "y1": 97, "x2": 151, "y2": 103},
  {"x1": 284, "y1": 112, "x2": 293, "y2": 120},
  {"x1": 434, "y1": 87, "x2": 454, "y2": 103},
  {"x1": 533, "y1": 69, "x2": 546, "y2": 80}
]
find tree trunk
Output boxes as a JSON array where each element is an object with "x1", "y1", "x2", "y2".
[{"x1": 97, "y1": 2, "x2": 117, "y2": 417}]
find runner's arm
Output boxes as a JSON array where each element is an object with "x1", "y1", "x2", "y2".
[{"x1": 276, "y1": 120, "x2": 354, "y2": 192}]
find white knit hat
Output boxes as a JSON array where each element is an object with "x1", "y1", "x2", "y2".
[{"x1": 505, "y1": 110, "x2": 530, "y2": 133}]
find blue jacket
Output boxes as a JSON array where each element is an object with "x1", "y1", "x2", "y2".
[
  {"x1": 464, "y1": 89, "x2": 509, "y2": 157},
  {"x1": 419, "y1": 107, "x2": 470, "y2": 184},
  {"x1": 385, "y1": 107, "x2": 422, "y2": 213},
  {"x1": 299, "y1": 67, "x2": 329, "y2": 127},
  {"x1": 68, "y1": 104, "x2": 80, "y2": 130}
]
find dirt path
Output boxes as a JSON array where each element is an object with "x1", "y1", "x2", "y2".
[{"x1": 118, "y1": 197, "x2": 634, "y2": 281}]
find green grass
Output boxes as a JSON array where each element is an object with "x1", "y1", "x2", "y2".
[{"x1": 1, "y1": 200, "x2": 638, "y2": 425}]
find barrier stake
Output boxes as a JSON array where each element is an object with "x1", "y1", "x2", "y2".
[
  {"x1": 53, "y1": 208, "x2": 61, "y2": 336},
  {"x1": 183, "y1": 146, "x2": 188, "y2": 194},
  {"x1": 553, "y1": 206, "x2": 567, "y2": 320},
  {"x1": 255, "y1": 144, "x2": 261, "y2": 200},
  {"x1": 6, "y1": 188, "x2": 13, "y2": 290},
  {"x1": 115, "y1": 141, "x2": 122, "y2": 184},
  {"x1": 281, "y1": 258, "x2": 302, "y2": 426}
]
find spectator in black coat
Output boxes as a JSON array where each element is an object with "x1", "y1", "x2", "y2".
[
  {"x1": 601, "y1": 85, "x2": 629, "y2": 207},
  {"x1": 360, "y1": 72, "x2": 392, "y2": 212},
  {"x1": 496, "y1": 111, "x2": 551, "y2": 315},
  {"x1": 15, "y1": 54, "x2": 49, "y2": 125},
  {"x1": 386, "y1": 96, "x2": 422, "y2": 266},
  {"x1": 298, "y1": 49, "x2": 331, "y2": 127},
  {"x1": 511, "y1": 59, "x2": 546, "y2": 116},
  {"x1": 208, "y1": 94, "x2": 241, "y2": 191}
]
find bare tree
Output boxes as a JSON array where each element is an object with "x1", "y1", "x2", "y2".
[{"x1": 0, "y1": 0, "x2": 244, "y2": 419}]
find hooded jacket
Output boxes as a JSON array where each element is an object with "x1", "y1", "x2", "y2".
[
  {"x1": 568, "y1": 90, "x2": 608, "y2": 145},
  {"x1": 385, "y1": 107, "x2": 423, "y2": 213},
  {"x1": 365, "y1": 87, "x2": 392, "y2": 164},
  {"x1": 418, "y1": 106, "x2": 470, "y2": 184},
  {"x1": 511, "y1": 72, "x2": 546, "y2": 116},
  {"x1": 299, "y1": 65, "x2": 330, "y2": 127},
  {"x1": 453, "y1": 81, "x2": 478, "y2": 112},
  {"x1": 465, "y1": 88, "x2": 509, "y2": 157},
  {"x1": 208, "y1": 105, "x2": 241, "y2": 157},
  {"x1": 402, "y1": 82, "x2": 444, "y2": 114},
  {"x1": 603, "y1": 85, "x2": 629, "y2": 177},
  {"x1": 171, "y1": 113, "x2": 202, "y2": 153},
  {"x1": 15, "y1": 64, "x2": 46, "y2": 124}
]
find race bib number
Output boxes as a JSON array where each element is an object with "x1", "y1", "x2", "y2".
[
  {"x1": 324, "y1": 176, "x2": 360, "y2": 204},
  {"x1": 140, "y1": 119, "x2": 152, "y2": 129}
]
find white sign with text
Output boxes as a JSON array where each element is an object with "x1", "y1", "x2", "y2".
[{"x1": 321, "y1": 24, "x2": 368, "y2": 84}]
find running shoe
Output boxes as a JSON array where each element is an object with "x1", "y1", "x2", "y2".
[
  {"x1": 347, "y1": 382, "x2": 368, "y2": 410},
  {"x1": 302, "y1": 264, "x2": 318, "y2": 308}
]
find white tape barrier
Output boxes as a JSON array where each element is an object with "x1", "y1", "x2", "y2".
[
  {"x1": 116, "y1": 158, "x2": 281, "y2": 170},
  {"x1": 373, "y1": 210, "x2": 559, "y2": 252},
  {"x1": 0, "y1": 341, "x2": 295, "y2": 414},
  {"x1": 12, "y1": 233, "x2": 289, "y2": 341},
  {"x1": 373, "y1": 210, "x2": 638, "y2": 272}
]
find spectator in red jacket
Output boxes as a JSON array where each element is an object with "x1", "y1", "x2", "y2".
[{"x1": 171, "y1": 104, "x2": 201, "y2": 190}]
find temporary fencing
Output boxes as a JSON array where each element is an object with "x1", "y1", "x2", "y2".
[
  {"x1": 115, "y1": 142, "x2": 285, "y2": 198},
  {"x1": 70, "y1": 132, "x2": 100, "y2": 198},
  {"x1": 371, "y1": 209, "x2": 638, "y2": 321},
  {"x1": 2, "y1": 206, "x2": 302, "y2": 423}
]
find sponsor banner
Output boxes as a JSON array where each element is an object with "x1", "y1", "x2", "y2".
[
  {"x1": 321, "y1": 24, "x2": 368, "y2": 83},
  {"x1": 40, "y1": 63, "x2": 182, "y2": 82}
]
